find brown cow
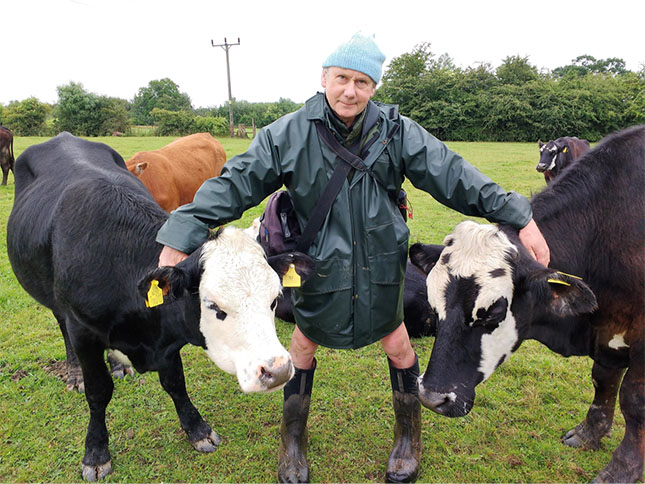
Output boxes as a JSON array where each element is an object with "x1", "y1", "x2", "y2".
[
  {"x1": 1, "y1": 126, "x2": 15, "y2": 185},
  {"x1": 537, "y1": 136, "x2": 590, "y2": 182},
  {"x1": 126, "y1": 133, "x2": 226, "y2": 212}
]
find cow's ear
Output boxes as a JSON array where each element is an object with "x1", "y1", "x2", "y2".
[
  {"x1": 538, "y1": 140, "x2": 544, "y2": 148},
  {"x1": 535, "y1": 271, "x2": 598, "y2": 317},
  {"x1": 409, "y1": 243, "x2": 444, "y2": 275},
  {"x1": 138, "y1": 251, "x2": 201, "y2": 306},
  {"x1": 267, "y1": 252, "x2": 316, "y2": 284},
  {"x1": 134, "y1": 162, "x2": 148, "y2": 176}
]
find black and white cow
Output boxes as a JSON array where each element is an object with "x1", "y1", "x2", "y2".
[
  {"x1": 411, "y1": 125, "x2": 644, "y2": 483},
  {"x1": 7, "y1": 132, "x2": 314, "y2": 482},
  {"x1": 537, "y1": 136, "x2": 590, "y2": 182}
]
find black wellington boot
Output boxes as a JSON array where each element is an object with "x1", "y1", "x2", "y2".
[
  {"x1": 277, "y1": 359, "x2": 316, "y2": 483},
  {"x1": 385, "y1": 356, "x2": 422, "y2": 483}
]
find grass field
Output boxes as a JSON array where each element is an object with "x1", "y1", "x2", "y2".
[{"x1": 0, "y1": 136, "x2": 620, "y2": 483}]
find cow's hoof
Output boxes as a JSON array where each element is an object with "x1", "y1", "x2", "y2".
[
  {"x1": 191, "y1": 430, "x2": 221, "y2": 453},
  {"x1": 110, "y1": 364, "x2": 134, "y2": 380},
  {"x1": 562, "y1": 423, "x2": 602, "y2": 450},
  {"x1": 67, "y1": 366, "x2": 85, "y2": 393},
  {"x1": 81, "y1": 460, "x2": 112, "y2": 482},
  {"x1": 591, "y1": 458, "x2": 643, "y2": 483}
]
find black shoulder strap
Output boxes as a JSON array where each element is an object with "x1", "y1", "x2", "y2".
[{"x1": 295, "y1": 103, "x2": 384, "y2": 254}]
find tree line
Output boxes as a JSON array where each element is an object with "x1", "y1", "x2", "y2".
[
  {"x1": 374, "y1": 44, "x2": 644, "y2": 141},
  {"x1": 1, "y1": 45, "x2": 643, "y2": 141}
]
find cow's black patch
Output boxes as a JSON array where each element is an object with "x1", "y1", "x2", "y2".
[{"x1": 489, "y1": 268, "x2": 506, "y2": 278}]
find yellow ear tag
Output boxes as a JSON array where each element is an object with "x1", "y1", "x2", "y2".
[
  {"x1": 146, "y1": 280, "x2": 164, "y2": 307},
  {"x1": 548, "y1": 278, "x2": 571, "y2": 287},
  {"x1": 282, "y1": 264, "x2": 301, "y2": 288},
  {"x1": 562, "y1": 147, "x2": 568, "y2": 153},
  {"x1": 557, "y1": 270, "x2": 582, "y2": 280}
]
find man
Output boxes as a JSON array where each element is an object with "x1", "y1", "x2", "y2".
[{"x1": 157, "y1": 33, "x2": 549, "y2": 483}]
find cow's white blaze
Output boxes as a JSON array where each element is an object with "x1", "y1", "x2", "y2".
[
  {"x1": 428, "y1": 221, "x2": 519, "y2": 381},
  {"x1": 198, "y1": 227, "x2": 291, "y2": 393},
  {"x1": 608, "y1": 332, "x2": 629, "y2": 350}
]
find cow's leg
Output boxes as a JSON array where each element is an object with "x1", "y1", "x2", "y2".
[
  {"x1": 1, "y1": 168, "x2": 7, "y2": 186},
  {"x1": 562, "y1": 361, "x2": 625, "y2": 449},
  {"x1": 105, "y1": 350, "x2": 134, "y2": 380},
  {"x1": 158, "y1": 351, "x2": 220, "y2": 452},
  {"x1": 55, "y1": 312, "x2": 85, "y2": 392},
  {"x1": 69, "y1": 329, "x2": 114, "y2": 482},
  {"x1": 593, "y1": 345, "x2": 644, "y2": 483}
]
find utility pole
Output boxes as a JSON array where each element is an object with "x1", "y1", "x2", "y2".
[{"x1": 211, "y1": 37, "x2": 240, "y2": 138}]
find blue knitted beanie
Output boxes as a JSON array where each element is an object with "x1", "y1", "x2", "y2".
[{"x1": 322, "y1": 32, "x2": 386, "y2": 84}]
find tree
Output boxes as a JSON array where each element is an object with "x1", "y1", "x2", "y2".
[
  {"x1": 131, "y1": 78, "x2": 193, "y2": 125},
  {"x1": 553, "y1": 55, "x2": 628, "y2": 78},
  {"x1": 496, "y1": 55, "x2": 539, "y2": 85},
  {"x1": 55, "y1": 82, "x2": 131, "y2": 136},
  {"x1": 2, "y1": 97, "x2": 50, "y2": 135}
]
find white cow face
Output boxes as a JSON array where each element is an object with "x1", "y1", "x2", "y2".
[
  {"x1": 140, "y1": 227, "x2": 317, "y2": 395},
  {"x1": 197, "y1": 227, "x2": 293, "y2": 393}
]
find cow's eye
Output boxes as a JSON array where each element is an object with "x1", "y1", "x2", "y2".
[
  {"x1": 271, "y1": 298, "x2": 278, "y2": 311},
  {"x1": 205, "y1": 300, "x2": 227, "y2": 320}
]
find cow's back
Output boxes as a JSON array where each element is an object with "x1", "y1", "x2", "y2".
[
  {"x1": 126, "y1": 133, "x2": 227, "y2": 212},
  {"x1": 532, "y1": 125, "x2": 645, "y2": 312},
  {"x1": 7, "y1": 132, "x2": 162, "y2": 313}
]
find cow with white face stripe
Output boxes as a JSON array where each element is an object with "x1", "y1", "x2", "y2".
[
  {"x1": 537, "y1": 136, "x2": 590, "y2": 182},
  {"x1": 411, "y1": 125, "x2": 645, "y2": 483}
]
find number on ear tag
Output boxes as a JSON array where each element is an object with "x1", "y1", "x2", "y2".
[
  {"x1": 283, "y1": 264, "x2": 301, "y2": 288},
  {"x1": 146, "y1": 280, "x2": 164, "y2": 307}
]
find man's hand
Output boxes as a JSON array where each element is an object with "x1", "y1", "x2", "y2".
[
  {"x1": 158, "y1": 245, "x2": 188, "y2": 267},
  {"x1": 518, "y1": 218, "x2": 550, "y2": 267}
]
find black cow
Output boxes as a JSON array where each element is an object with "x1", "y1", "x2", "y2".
[
  {"x1": 272, "y1": 261, "x2": 437, "y2": 338},
  {"x1": 411, "y1": 125, "x2": 644, "y2": 483},
  {"x1": 537, "y1": 136, "x2": 590, "y2": 182},
  {"x1": 0, "y1": 125, "x2": 14, "y2": 185},
  {"x1": 7, "y1": 132, "x2": 314, "y2": 481}
]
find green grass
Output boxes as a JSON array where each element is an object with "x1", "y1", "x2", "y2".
[{"x1": 0, "y1": 136, "x2": 621, "y2": 483}]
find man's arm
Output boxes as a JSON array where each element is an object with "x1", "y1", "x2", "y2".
[{"x1": 158, "y1": 245, "x2": 188, "y2": 267}]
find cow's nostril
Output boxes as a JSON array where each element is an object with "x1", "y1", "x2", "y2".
[{"x1": 259, "y1": 366, "x2": 273, "y2": 380}]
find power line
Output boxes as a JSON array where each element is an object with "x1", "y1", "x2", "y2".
[{"x1": 211, "y1": 37, "x2": 240, "y2": 138}]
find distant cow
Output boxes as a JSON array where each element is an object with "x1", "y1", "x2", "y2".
[
  {"x1": 411, "y1": 125, "x2": 644, "y2": 483},
  {"x1": 0, "y1": 126, "x2": 15, "y2": 185},
  {"x1": 126, "y1": 132, "x2": 227, "y2": 212},
  {"x1": 537, "y1": 136, "x2": 590, "y2": 182},
  {"x1": 7, "y1": 132, "x2": 314, "y2": 481}
]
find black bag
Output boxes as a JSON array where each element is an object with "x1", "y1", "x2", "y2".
[{"x1": 258, "y1": 190, "x2": 301, "y2": 257}]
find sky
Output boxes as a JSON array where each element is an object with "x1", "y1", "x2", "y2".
[{"x1": 2, "y1": 0, "x2": 643, "y2": 109}]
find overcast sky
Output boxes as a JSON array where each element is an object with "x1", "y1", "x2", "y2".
[{"x1": 2, "y1": 0, "x2": 643, "y2": 109}]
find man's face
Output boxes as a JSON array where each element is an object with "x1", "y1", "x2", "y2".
[{"x1": 321, "y1": 67, "x2": 376, "y2": 127}]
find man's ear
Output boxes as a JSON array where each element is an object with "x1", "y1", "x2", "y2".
[
  {"x1": 267, "y1": 252, "x2": 316, "y2": 284},
  {"x1": 409, "y1": 243, "x2": 445, "y2": 275},
  {"x1": 321, "y1": 69, "x2": 327, "y2": 89}
]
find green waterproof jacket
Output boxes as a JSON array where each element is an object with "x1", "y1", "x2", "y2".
[{"x1": 156, "y1": 92, "x2": 532, "y2": 349}]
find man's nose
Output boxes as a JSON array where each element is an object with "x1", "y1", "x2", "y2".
[{"x1": 344, "y1": 82, "x2": 357, "y2": 97}]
